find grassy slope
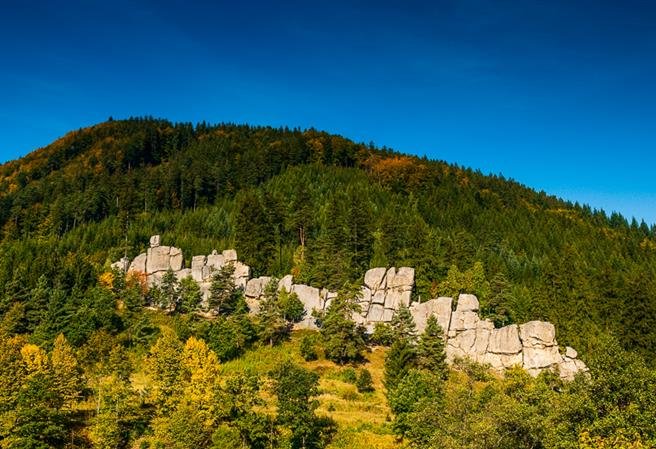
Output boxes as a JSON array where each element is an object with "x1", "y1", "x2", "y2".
[{"x1": 221, "y1": 331, "x2": 402, "y2": 449}]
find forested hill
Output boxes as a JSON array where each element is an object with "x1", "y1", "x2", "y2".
[{"x1": 1, "y1": 117, "x2": 656, "y2": 361}]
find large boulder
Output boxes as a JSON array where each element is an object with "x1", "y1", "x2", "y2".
[
  {"x1": 389, "y1": 267, "x2": 415, "y2": 290},
  {"x1": 519, "y1": 321, "x2": 557, "y2": 348},
  {"x1": 367, "y1": 304, "x2": 385, "y2": 322},
  {"x1": 207, "y1": 253, "x2": 225, "y2": 270},
  {"x1": 449, "y1": 310, "x2": 479, "y2": 335},
  {"x1": 169, "y1": 247, "x2": 183, "y2": 271},
  {"x1": 364, "y1": 267, "x2": 387, "y2": 291},
  {"x1": 487, "y1": 325, "x2": 522, "y2": 354},
  {"x1": 146, "y1": 246, "x2": 172, "y2": 273},
  {"x1": 456, "y1": 294, "x2": 479, "y2": 312},
  {"x1": 191, "y1": 255, "x2": 206, "y2": 282},
  {"x1": 111, "y1": 257, "x2": 130, "y2": 272},
  {"x1": 291, "y1": 284, "x2": 322, "y2": 313},
  {"x1": 245, "y1": 276, "x2": 272, "y2": 298},
  {"x1": 129, "y1": 253, "x2": 147, "y2": 273},
  {"x1": 222, "y1": 249, "x2": 238, "y2": 262},
  {"x1": 523, "y1": 346, "x2": 563, "y2": 372},
  {"x1": 278, "y1": 275, "x2": 293, "y2": 292},
  {"x1": 384, "y1": 289, "x2": 411, "y2": 310},
  {"x1": 410, "y1": 296, "x2": 452, "y2": 335}
]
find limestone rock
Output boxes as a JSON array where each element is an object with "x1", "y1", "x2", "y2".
[
  {"x1": 384, "y1": 289, "x2": 411, "y2": 310},
  {"x1": 447, "y1": 329, "x2": 477, "y2": 361},
  {"x1": 245, "y1": 276, "x2": 272, "y2": 298},
  {"x1": 111, "y1": 257, "x2": 130, "y2": 272},
  {"x1": 367, "y1": 304, "x2": 384, "y2": 322},
  {"x1": 292, "y1": 284, "x2": 322, "y2": 314},
  {"x1": 207, "y1": 253, "x2": 225, "y2": 270},
  {"x1": 409, "y1": 296, "x2": 452, "y2": 335},
  {"x1": 222, "y1": 249, "x2": 238, "y2": 262},
  {"x1": 146, "y1": 246, "x2": 171, "y2": 273},
  {"x1": 384, "y1": 267, "x2": 396, "y2": 290},
  {"x1": 232, "y1": 262, "x2": 250, "y2": 288},
  {"x1": 519, "y1": 321, "x2": 556, "y2": 348},
  {"x1": 129, "y1": 253, "x2": 147, "y2": 273},
  {"x1": 389, "y1": 267, "x2": 415, "y2": 290},
  {"x1": 456, "y1": 294, "x2": 479, "y2": 312},
  {"x1": 169, "y1": 247, "x2": 183, "y2": 272},
  {"x1": 278, "y1": 275, "x2": 293, "y2": 292},
  {"x1": 488, "y1": 325, "x2": 522, "y2": 355},
  {"x1": 361, "y1": 286, "x2": 372, "y2": 304},
  {"x1": 191, "y1": 256, "x2": 206, "y2": 282},
  {"x1": 372, "y1": 290, "x2": 386, "y2": 304},
  {"x1": 523, "y1": 346, "x2": 562, "y2": 371},
  {"x1": 382, "y1": 308, "x2": 394, "y2": 322},
  {"x1": 474, "y1": 320, "x2": 494, "y2": 357},
  {"x1": 323, "y1": 291, "x2": 337, "y2": 310},
  {"x1": 484, "y1": 351, "x2": 523, "y2": 370},
  {"x1": 175, "y1": 268, "x2": 192, "y2": 280},
  {"x1": 449, "y1": 310, "x2": 479, "y2": 335},
  {"x1": 565, "y1": 346, "x2": 578, "y2": 359},
  {"x1": 150, "y1": 235, "x2": 161, "y2": 247},
  {"x1": 364, "y1": 267, "x2": 387, "y2": 290}
]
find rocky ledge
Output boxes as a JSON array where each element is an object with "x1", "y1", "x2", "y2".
[{"x1": 113, "y1": 236, "x2": 587, "y2": 380}]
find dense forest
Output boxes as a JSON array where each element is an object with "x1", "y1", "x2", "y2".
[{"x1": 1, "y1": 118, "x2": 655, "y2": 448}]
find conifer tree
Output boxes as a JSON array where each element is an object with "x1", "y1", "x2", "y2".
[
  {"x1": 416, "y1": 315, "x2": 448, "y2": 379},
  {"x1": 209, "y1": 264, "x2": 242, "y2": 315},
  {"x1": 318, "y1": 283, "x2": 366, "y2": 364},
  {"x1": 390, "y1": 304, "x2": 417, "y2": 343},
  {"x1": 178, "y1": 276, "x2": 202, "y2": 313},
  {"x1": 384, "y1": 339, "x2": 417, "y2": 393}
]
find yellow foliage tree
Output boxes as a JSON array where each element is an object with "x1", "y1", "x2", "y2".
[{"x1": 51, "y1": 333, "x2": 83, "y2": 408}]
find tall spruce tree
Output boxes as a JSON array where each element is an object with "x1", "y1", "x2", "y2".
[{"x1": 416, "y1": 315, "x2": 448, "y2": 379}]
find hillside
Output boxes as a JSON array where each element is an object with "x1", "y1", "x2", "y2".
[
  {"x1": 1, "y1": 118, "x2": 655, "y2": 357},
  {"x1": 1, "y1": 118, "x2": 656, "y2": 448}
]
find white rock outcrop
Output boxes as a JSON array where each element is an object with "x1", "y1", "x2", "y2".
[{"x1": 115, "y1": 237, "x2": 588, "y2": 380}]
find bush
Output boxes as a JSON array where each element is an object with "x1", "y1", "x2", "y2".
[
  {"x1": 300, "y1": 335, "x2": 318, "y2": 361},
  {"x1": 340, "y1": 367, "x2": 357, "y2": 384},
  {"x1": 369, "y1": 322, "x2": 395, "y2": 346},
  {"x1": 356, "y1": 369, "x2": 374, "y2": 393}
]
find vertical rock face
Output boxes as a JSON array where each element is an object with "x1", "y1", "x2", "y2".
[{"x1": 115, "y1": 239, "x2": 587, "y2": 380}]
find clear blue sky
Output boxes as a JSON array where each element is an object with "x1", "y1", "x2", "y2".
[{"x1": 1, "y1": 0, "x2": 654, "y2": 224}]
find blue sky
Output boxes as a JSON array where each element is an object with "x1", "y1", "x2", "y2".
[{"x1": 1, "y1": 0, "x2": 654, "y2": 224}]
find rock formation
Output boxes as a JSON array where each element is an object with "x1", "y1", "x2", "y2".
[{"x1": 114, "y1": 236, "x2": 587, "y2": 380}]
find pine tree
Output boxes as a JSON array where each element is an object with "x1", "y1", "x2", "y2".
[
  {"x1": 258, "y1": 280, "x2": 289, "y2": 346},
  {"x1": 390, "y1": 304, "x2": 417, "y2": 343},
  {"x1": 384, "y1": 339, "x2": 417, "y2": 393},
  {"x1": 416, "y1": 315, "x2": 448, "y2": 379},
  {"x1": 318, "y1": 283, "x2": 366, "y2": 364},
  {"x1": 178, "y1": 276, "x2": 202, "y2": 314},
  {"x1": 209, "y1": 264, "x2": 242, "y2": 315}
]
